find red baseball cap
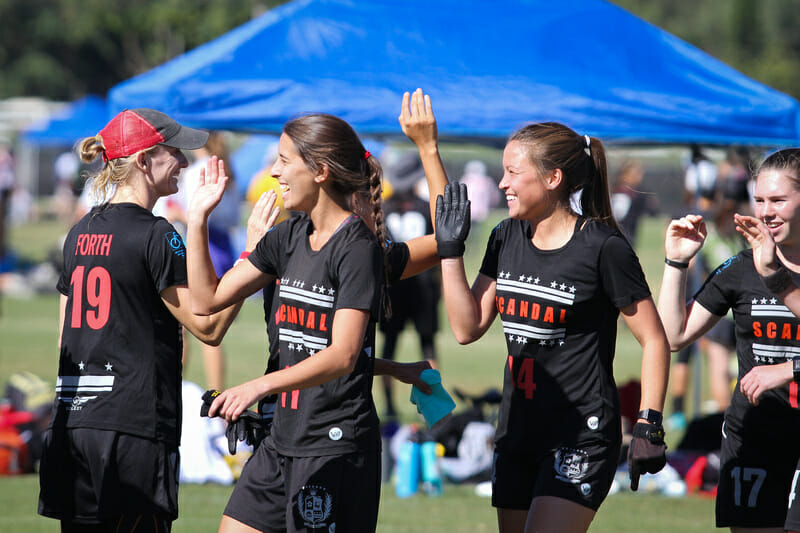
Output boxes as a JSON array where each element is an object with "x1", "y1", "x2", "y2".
[{"x1": 98, "y1": 109, "x2": 209, "y2": 161}]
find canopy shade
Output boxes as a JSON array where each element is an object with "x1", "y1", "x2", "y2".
[
  {"x1": 109, "y1": 0, "x2": 800, "y2": 146},
  {"x1": 23, "y1": 95, "x2": 109, "y2": 147}
]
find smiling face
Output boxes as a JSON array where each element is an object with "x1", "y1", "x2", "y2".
[
  {"x1": 145, "y1": 145, "x2": 188, "y2": 197},
  {"x1": 499, "y1": 140, "x2": 554, "y2": 220},
  {"x1": 753, "y1": 168, "x2": 800, "y2": 247},
  {"x1": 270, "y1": 133, "x2": 320, "y2": 212}
]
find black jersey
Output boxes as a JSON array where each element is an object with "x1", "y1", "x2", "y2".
[
  {"x1": 250, "y1": 213, "x2": 383, "y2": 457},
  {"x1": 479, "y1": 217, "x2": 651, "y2": 453},
  {"x1": 694, "y1": 250, "x2": 800, "y2": 430},
  {"x1": 52, "y1": 203, "x2": 186, "y2": 445}
]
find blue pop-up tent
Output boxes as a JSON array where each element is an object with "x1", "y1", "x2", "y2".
[
  {"x1": 109, "y1": 0, "x2": 800, "y2": 146},
  {"x1": 23, "y1": 95, "x2": 110, "y2": 146}
]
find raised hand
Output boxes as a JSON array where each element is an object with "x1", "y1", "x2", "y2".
[
  {"x1": 664, "y1": 214, "x2": 706, "y2": 263},
  {"x1": 399, "y1": 88, "x2": 438, "y2": 149},
  {"x1": 734, "y1": 213, "x2": 780, "y2": 277},
  {"x1": 188, "y1": 155, "x2": 228, "y2": 223},
  {"x1": 245, "y1": 190, "x2": 281, "y2": 252}
]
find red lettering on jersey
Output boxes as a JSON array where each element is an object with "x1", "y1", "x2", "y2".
[
  {"x1": 89, "y1": 234, "x2": 98, "y2": 255},
  {"x1": 767, "y1": 322, "x2": 776, "y2": 339},
  {"x1": 519, "y1": 300, "x2": 529, "y2": 318},
  {"x1": 319, "y1": 313, "x2": 328, "y2": 332},
  {"x1": 98, "y1": 234, "x2": 112, "y2": 256},
  {"x1": 531, "y1": 303, "x2": 540, "y2": 320},
  {"x1": 298, "y1": 308, "x2": 305, "y2": 326},
  {"x1": 507, "y1": 298, "x2": 516, "y2": 316},
  {"x1": 306, "y1": 311, "x2": 316, "y2": 329},
  {"x1": 289, "y1": 306, "x2": 297, "y2": 325},
  {"x1": 543, "y1": 306, "x2": 554, "y2": 323},
  {"x1": 782, "y1": 323, "x2": 793, "y2": 340},
  {"x1": 276, "y1": 304, "x2": 285, "y2": 325},
  {"x1": 791, "y1": 382, "x2": 799, "y2": 409},
  {"x1": 559, "y1": 309, "x2": 566, "y2": 324},
  {"x1": 496, "y1": 296, "x2": 505, "y2": 314},
  {"x1": 753, "y1": 322, "x2": 762, "y2": 337},
  {"x1": 75, "y1": 234, "x2": 113, "y2": 256}
]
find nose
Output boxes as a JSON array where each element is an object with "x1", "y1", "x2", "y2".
[
  {"x1": 498, "y1": 173, "x2": 509, "y2": 190},
  {"x1": 177, "y1": 151, "x2": 189, "y2": 168}
]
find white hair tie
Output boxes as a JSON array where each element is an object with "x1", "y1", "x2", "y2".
[{"x1": 584, "y1": 135, "x2": 591, "y2": 157}]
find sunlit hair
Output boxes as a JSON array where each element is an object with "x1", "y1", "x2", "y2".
[
  {"x1": 757, "y1": 148, "x2": 800, "y2": 190},
  {"x1": 77, "y1": 134, "x2": 157, "y2": 202},
  {"x1": 508, "y1": 122, "x2": 620, "y2": 232},
  {"x1": 282, "y1": 113, "x2": 392, "y2": 317}
]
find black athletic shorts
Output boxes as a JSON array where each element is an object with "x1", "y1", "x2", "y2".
[
  {"x1": 38, "y1": 427, "x2": 178, "y2": 526},
  {"x1": 703, "y1": 317, "x2": 736, "y2": 350},
  {"x1": 491, "y1": 439, "x2": 619, "y2": 512},
  {"x1": 224, "y1": 437, "x2": 380, "y2": 532},
  {"x1": 716, "y1": 417, "x2": 800, "y2": 528},
  {"x1": 379, "y1": 277, "x2": 439, "y2": 341}
]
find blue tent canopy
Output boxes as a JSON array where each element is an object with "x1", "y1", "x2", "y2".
[
  {"x1": 109, "y1": 0, "x2": 800, "y2": 146},
  {"x1": 23, "y1": 95, "x2": 109, "y2": 146}
]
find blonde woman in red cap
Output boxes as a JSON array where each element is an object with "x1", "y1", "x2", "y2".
[{"x1": 37, "y1": 109, "x2": 278, "y2": 533}]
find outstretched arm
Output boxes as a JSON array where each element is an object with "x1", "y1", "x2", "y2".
[
  {"x1": 399, "y1": 88, "x2": 449, "y2": 279},
  {"x1": 374, "y1": 359, "x2": 433, "y2": 393},
  {"x1": 656, "y1": 214, "x2": 719, "y2": 349}
]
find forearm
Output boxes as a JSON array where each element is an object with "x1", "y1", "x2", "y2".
[
  {"x1": 186, "y1": 216, "x2": 222, "y2": 314},
  {"x1": 255, "y1": 346, "x2": 357, "y2": 398},
  {"x1": 656, "y1": 265, "x2": 692, "y2": 350},
  {"x1": 637, "y1": 336, "x2": 670, "y2": 415},
  {"x1": 418, "y1": 143, "x2": 448, "y2": 223},
  {"x1": 440, "y1": 258, "x2": 489, "y2": 343}
]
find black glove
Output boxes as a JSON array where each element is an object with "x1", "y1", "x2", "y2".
[
  {"x1": 628, "y1": 422, "x2": 667, "y2": 491},
  {"x1": 224, "y1": 411, "x2": 266, "y2": 455},
  {"x1": 435, "y1": 182, "x2": 471, "y2": 258},
  {"x1": 200, "y1": 389, "x2": 266, "y2": 454}
]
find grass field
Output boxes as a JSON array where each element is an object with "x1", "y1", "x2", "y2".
[{"x1": 0, "y1": 213, "x2": 720, "y2": 531}]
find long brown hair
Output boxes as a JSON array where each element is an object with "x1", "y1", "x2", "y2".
[
  {"x1": 509, "y1": 122, "x2": 620, "y2": 232},
  {"x1": 283, "y1": 114, "x2": 392, "y2": 316}
]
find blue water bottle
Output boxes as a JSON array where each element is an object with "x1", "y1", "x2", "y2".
[
  {"x1": 420, "y1": 441, "x2": 443, "y2": 496},
  {"x1": 394, "y1": 439, "x2": 421, "y2": 498}
]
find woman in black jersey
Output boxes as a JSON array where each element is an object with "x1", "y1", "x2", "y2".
[
  {"x1": 185, "y1": 90, "x2": 450, "y2": 533},
  {"x1": 435, "y1": 123, "x2": 671, "y2": 532},
  {"x1": 659, "y1": 148, "x2": 800, "y2": 533},
  {"x1": 38, "y1": 109, "x2": 248, "y2": 533}
]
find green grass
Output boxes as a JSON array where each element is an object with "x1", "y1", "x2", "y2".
[{"x1": 0, "y1": 214, "x2": 719, "y2": 531}]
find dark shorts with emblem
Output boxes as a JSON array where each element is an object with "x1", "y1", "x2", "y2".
[
  {"x1": 716, "y1": 417, "x2": 800, "y2": 528},
  {"x1": 38, "y1": 428, "x2": 178, "y2": 527},
  {"x1": 224, "y1": 436, "x2": 380, "y2": 532},
  {"x1": 491, "y1": 440, "x2": 618, "y2": 512}
]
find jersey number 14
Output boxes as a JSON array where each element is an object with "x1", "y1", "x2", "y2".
[{"x1": 508, "y1": 356, "x2": 537, "y2": 399}]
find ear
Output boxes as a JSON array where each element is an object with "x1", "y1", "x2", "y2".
[
  {"x1": 315, "y1": 163, "x2": 329, "y2": 184},
  {"x1": 544, "y1": 168, "x2": 564, "y2": 191},
  {"x1": 134, "y1": 151, "x2": 148, "y2": 173}
]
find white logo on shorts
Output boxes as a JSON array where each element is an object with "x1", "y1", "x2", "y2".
[
  {"x1": 580, "y1": 483, "x2": 592, "y2": 496},
  {"x1": 328, "y1": 427, "x2": 343, "y2": 441},
  {"x1": 554, "y1": 447, "x2": 589, "y2": 483},
  {"x1": 297, "y1": 484, "x2": 333, "y2": 529},
  {"x1": 587, "y1": 416, "x2": 599, "y2": 430}
]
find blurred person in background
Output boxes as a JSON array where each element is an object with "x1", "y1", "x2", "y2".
[{"x1": 610, "y1": 159, "x2": 658, "y2": 248}]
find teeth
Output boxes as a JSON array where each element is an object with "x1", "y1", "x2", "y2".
[
  {"x1": 506, "y1": 195, "x2": 517, "y2": 201},
  {"x1": 280, "y1": 184, "x2": 289, "y2": 193}
]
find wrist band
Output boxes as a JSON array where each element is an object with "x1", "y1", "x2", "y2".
[
  {"x1": 234, "y1": 251, "x2": 251, "y2": 267},
  {"x1": 762, "y1": 264, "x2": 794, "y2": 294},
  {"x1": 664, "y1": 257, "x2": 690, "y2": 269}
]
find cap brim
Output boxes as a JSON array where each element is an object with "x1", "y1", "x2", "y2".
[{"x1": 161, "y1": 126, "x2": 209, "y2": 150}]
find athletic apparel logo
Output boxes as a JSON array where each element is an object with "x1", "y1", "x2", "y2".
[
  {"x1": 297, "y1": 484, "x2": 334, "y2": 529},
  {"x1": 554, "y1": 447, "x2": 589, "y2": 483},
  {"x1": 328, "y1": 427, "x2": 343, "y2": 441},
  {"x1": 59, "y1": 395, "x2": 97, "y2": 411},
  {"x1": 580, "y1": 482, "x2": 592, "y2": 496},
  {"x1": 586, "y1": 416, "x2": 599, "y2": 430},
  {"x1": 165, "y1": 231, "x2": 185, "y2": 257}
]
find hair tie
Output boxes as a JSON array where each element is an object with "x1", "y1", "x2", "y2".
[
  {"x1": 583, "y1": 135, "x2": 591, "y2": 157},
  {"x1": 363, "y1": 150, "x2": 371, "y2": 160}
]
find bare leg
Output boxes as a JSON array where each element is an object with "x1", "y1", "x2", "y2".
[
  {"x1": 525, "y1": 496, "x2": 596, "y2": 533},
  {"x1": 706, "y1": 340, "x2": 732, "y2": 411},
  {"x1": 219, "y1": 515, "x2": 262, "y2": 533},
  {"x1": 730, "y1": 527, "x2": 784, "y2": 533},
  {"x1": 497, "y1": 508, "x2": 528, "y2": 533}
]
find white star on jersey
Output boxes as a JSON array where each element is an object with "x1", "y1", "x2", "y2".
[
  {"x1": 78, "y1": 361, "x2": 85, "y2": 371},
  {"x1": 105, "y1": 362, "x2": 113, "y2": 371}
]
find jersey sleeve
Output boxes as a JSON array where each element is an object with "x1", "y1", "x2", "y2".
[
  {"x1": 693, "y1": 254, "x2": 743, "y2": 316},
  {"x1": 479, "y1": 221, "x2": 504, "y2": 280},
  {"x1": 146, "y1": 219, "x2": 189, "y2": 293},
  {"x1": 386, "y1": 241, "x2": 410, "y2": 286},
  {"x1": 249, "y1": 221, "x2": 288, "y2": 276},
  {"x1": 334, "y1": 237, "x2": 382, "y2": 315},
  {"x1": 598, "y1": 233, "x2": 651, "y2": 308}
]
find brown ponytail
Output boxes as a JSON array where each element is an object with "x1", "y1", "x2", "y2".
[{"x1": 509, "y1": 123, "x2": 620, "y2": 232}]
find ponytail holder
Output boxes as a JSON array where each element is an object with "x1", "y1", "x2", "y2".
[
  {"x1": 583, "y1": 135, "x2": 591, "y2": 157},
  {"x1": 363, "y1": 150, "x2": 371, "y2": 160}
]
